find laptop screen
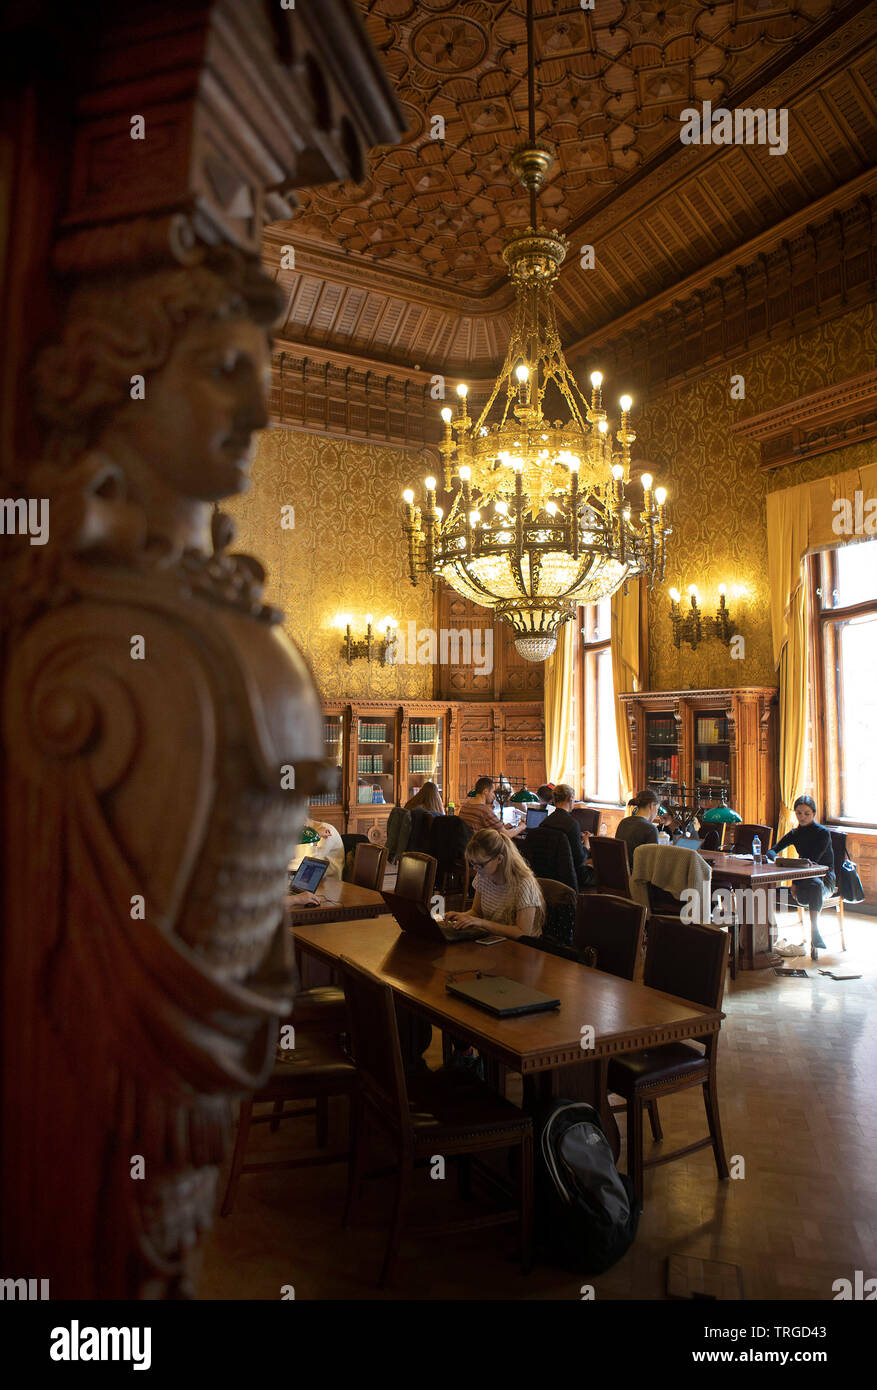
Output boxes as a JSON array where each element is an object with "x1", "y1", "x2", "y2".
[
  {"x1": 672, "y1": 835, "x2": 703, "y2": 851},
  {"x1": 291, "y1": 857, "x2": 330, "y2": 892},
  {"x1": 501, "y1": 806, "x2": 518, "y2": 827},
  {"x1": 525, "y1": 806, "x2": 549, "y2": 830}
]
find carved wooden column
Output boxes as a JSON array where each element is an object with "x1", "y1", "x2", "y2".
[{"x1": 0, "y1": 0, "x2": 403, "y2": 1299}]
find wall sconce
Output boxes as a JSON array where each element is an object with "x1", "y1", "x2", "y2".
[
  {"x1": 334, "y1": 613, "x2": 398, "y2": 664},
  {"x1": 668, "y1": 585, "x2": 734, "y2": 650}
]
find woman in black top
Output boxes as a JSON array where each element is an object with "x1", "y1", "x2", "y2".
[{"x1": 766, "y1": 795, "x2": 835, "y2": 951}]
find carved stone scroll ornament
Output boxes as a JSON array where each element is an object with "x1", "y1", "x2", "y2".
[{"x1": 2, "y1": 249, "x2": 328, "y2": 1298}]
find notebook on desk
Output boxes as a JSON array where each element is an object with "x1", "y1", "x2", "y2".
[{"x1": 446, "y1": 974, "x2": 561, "y2": 1018}]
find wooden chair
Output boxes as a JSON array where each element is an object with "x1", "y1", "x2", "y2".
[
  {"x1": 574, "y1": 893, "x2": 646, "y2": 981},
  {"x1": 395, "y1": 851, "x2": 437, "y2": 906},
  {"x1": 724, "y1": 822, "x2": 773, "y2": 854},
  {"x1": 341, "y1": 832, "x2": 368, "y2": 881},
  {"x1": 571, "y1": 806, "x2": 600, "y2": 837},
  {"x1": 699, "y1": 828, "x2": 721, "y2": 852},
  {"x1": 339, "y1": 955, "x2": 533, "y2": 1288},
  {"x1": 221, "y1": 1022, "x2": 356, "y2": 1216},
  {"x1": 351, "y1": 842, "x2": 387, "y2": 892},
  {"x1": 536, "y1": 877, "x2": 577, "y2": 947},
  {"x1": 426, "y1": 814, "x2": 472, "y2": 901},
  {"x1": 589, "y1": 835, "x2": 632, "y2": 897},
  {"x1": 518, "y1": 825, "x2": 578, "y2": 894},
  {"x1": 607, "y1": 915, "x2": 729, "y2": 1206}
]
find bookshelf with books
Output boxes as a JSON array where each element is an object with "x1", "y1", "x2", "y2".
[
  {"x1": 307, "y1": 703, "x2": 347, "y2": 832},
  {"x1": 404, "y1": 712, "x2": 444, "y2": 802},
  {"x1": 619, "y1": 687, "x2": 779, "y2": 829}
]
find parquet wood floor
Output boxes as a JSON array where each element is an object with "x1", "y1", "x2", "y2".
[{"x1": 200, "y1": 910, "x2": 877, "y2": 1300}]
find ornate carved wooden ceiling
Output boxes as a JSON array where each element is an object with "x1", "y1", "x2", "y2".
[{"x1": 264, "y1": 0, "x2": 877, "y2": 388}]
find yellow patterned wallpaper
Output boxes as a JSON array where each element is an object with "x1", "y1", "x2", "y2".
[
  {"x1": 225, "y1": 429, "x2": 434, "y2": 700},
  {"x1": 634, "y1": 301, "x2": 877, "y2": 691}
]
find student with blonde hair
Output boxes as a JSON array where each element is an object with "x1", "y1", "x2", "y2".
[{"x1": 445, "y1": 827, "x2": 545, "y2": 939}]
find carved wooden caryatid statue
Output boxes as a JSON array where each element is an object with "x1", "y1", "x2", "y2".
[
  {"x1": 4, "y1": 250, "x2": 330, "y2": 1298},
  {"x1": 0, "y1": 0, "x2": 404, "y2": 1298}
]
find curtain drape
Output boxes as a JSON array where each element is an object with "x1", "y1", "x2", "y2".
[
  {"x1": 766, "y1": 460, "x2": 877, "y2": 839},
  {"x1": 610, "y1": 578, "x2": 641, "y2": 804},
  {"x1": 543, "y1": 615, "x2": 577, "y2": 784}
]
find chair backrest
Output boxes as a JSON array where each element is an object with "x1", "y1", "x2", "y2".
[
  {"x1": 351, "y1": 842, "x2": 388, "y2": 892},
  {"x1": 338, "y1": 956, "x2": 410, "y2": 1135},
  {"x1": 828, "y1": 828, "x2": 847, "y2": 881},
  {"x1": 571, "y1": 807, "x2": 600, "y2": 836},
  {"x1": 643, "y1": 916, "x2": 727, "y2": 1013},
  {"x1": 518, "y1": 825, "x2": 577, "y2": 893},
  {"x1": 395, "y1": 851, "x2": 437, "y2": 906},
  {"x1": 589, "y1": 835, "x2": 632, "y2": 896},
  {"x1": 426, "y1": 814, "x2": 472, "y2": 885},
  {"x1": 407, "y1": 806, "x2": 434, "y2": 853},
  {"x1": 385, "y1": 806, "x2": 412, "y2": 863},
  {"x1": 574, "y1": 893, "x2": 646, "y2": 981},
  {"x1": 536, "y1": 877, "x2": 577, "y2": 947},
  {"x1": 699, "y1": 827, "x2": 721, "y2": 852},
  {"x1": 729, "y1": 823, "x2": 773, "y2": 854}
]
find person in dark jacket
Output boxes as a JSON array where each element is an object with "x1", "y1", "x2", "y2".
[
  {"x1": 548, "y1": 783, "x2": 593, "y2": 890},
  {"x1": 615, "y1": 789, "x2": 660, "y2": 868},
  {"x1": 766, "y1": 794, "x2": 835, "y2": 951}
]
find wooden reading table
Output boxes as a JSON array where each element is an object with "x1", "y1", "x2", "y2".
[
  {"x1": 293, "y1": 915, "x2": 723, "y2": 1157},
  {"x1": 700, "y1": 852, "x2": 828, "y2": 969}
]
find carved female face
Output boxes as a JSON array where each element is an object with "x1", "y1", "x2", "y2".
[{"x1": 112, "y1": 316, "x2": 272, "y2": 502}]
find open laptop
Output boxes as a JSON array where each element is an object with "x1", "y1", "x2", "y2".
[
  {"x1": 446, "y1": 975, "x2": 561, "y2": 1018},
  {"x1": 525, "y1": 805, "x2": 549, "y2": 830},
  {"x1": 381, "y1": 890, "x2": 484, "y2": 943},
  {"x1": 288, "y1": 857, "x2": 330, "y2": 893},
  {"x1": 672, "y1": 834, "x2": 703, "y2": 851},
  {"x1": 501, "y1": 805, "x2": 520, "y2": 827}
]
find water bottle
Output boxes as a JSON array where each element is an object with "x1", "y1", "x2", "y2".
[
  {"x1": 751, "y1": 835, "x2": 761, "y2": 864},
  {"x1": 600, "y1": 821, "x2": 608, "y2": 836}
]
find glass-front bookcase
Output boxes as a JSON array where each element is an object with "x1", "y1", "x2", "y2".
[
  {"x1": 406, "y1": 714, "x2": 444, "y2": 801},
  {"x1": 308, "y1": 707, "x2": 347, "y2": 830},
  {"x1": 644, "y1": 712, "x2": 680, "y2": 787},
  {"x1": 355, "y1": 714, "x2": 395, "y2": 807},
  {"x1": 693, "y1": 709, "x2": 731, "y2": 795}
]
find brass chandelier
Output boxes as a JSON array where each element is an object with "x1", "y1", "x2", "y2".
[{"x1": 402, "y1": 0, "x2": 670, "y2": 663}]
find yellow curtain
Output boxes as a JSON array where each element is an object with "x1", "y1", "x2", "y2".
[
  {"x1": 610, "y1": 578, "x2": 641, "y2": 804},
  {"x1": 766, "y1": 487, "x2": 811, "y2": 840},
  {"x1": 544, "y1": 615, "x2": 577, "y2": 784}
]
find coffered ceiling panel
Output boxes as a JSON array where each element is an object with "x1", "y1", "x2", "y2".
[{"x1": 263, "y1": 0, "x2": 877, "y2": 380}]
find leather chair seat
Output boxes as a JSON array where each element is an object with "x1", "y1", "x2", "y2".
[
  {"x1": 405, "y1": 1067, "x2": 530, "y2": 1139},
  {"x1": 293, "y1": 985, "x2": 347, "y2": 1028},
  {"x1": 608, "y1": 1041, "x2": 708, "y2": 1095},
  {"x1": 267, "y1": 1029, "x2": 355, "y2": 1092}
]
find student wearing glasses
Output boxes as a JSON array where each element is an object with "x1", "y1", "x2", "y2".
[{"x1": 445, "y1": 827, "x2": 545, "y2": 939}]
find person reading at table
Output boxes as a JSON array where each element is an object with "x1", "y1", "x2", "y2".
[
  {"x1": 615, "y1": 789, "x2": 660, "y2": 868},
  {"x1": 445, "y1": 828, "x2": 545, "y2": 939},
  {"x1": 457, "y1": 776, "x2": 524, "y2": 838},
  {"x1": 765, "y1": 795, "x2": 835, "y2": 951}
]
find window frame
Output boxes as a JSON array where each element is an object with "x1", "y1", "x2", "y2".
[{"x1": 807, "y1": 546, "x2": 877, "y2": 830}]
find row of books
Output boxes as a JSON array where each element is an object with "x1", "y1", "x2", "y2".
[
  {"x1": 409, "y1": 722, "x2": 439, "y2": 744},
  {"x1": 308, "y1": 791, "x2": 338, "y2": 806},
  {"x1": 696, "y1": 717, "x2": 729, "y2": 745},
  {"x1": 408, "y1": 755, "x2": 435, "y2": 774},
  {"x1": 323, "y1": 723, "x2": 342, "y2": 743},
  {"x1": 646, "y1": 717, "x2": 678, "y2": 746},
  {"x1": 695, "y1": 760, "x2": 729, "y2": 782},
  {"x1": 647, "y1": 754, "x2": 679, "y2": 781},
  {"x1": 357, "y1": 754, "x2": 385, "y2": 774},
  {"x1": 358, "y1": 723, "x2": 387, "y2": 742}
]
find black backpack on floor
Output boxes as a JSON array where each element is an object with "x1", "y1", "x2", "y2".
[{"x1": 536, "y1": 1100, "x2": 640, "y2": 1273}]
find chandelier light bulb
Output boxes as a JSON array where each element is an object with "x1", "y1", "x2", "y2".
[
  {"x1": 640, "y1": 472, "x2": 653, "y2": 491},
  {"x1": 365, "y1": 613, "x2": 373, "y2": 626},
  {"x1": 598, "y1": 420, "x2": 609, "y2": 434},
  {"x1": 589, "y1": 371, "x2": 603, "y2": 388},
  {"x1": 424, "y1": 476, "x2": 436, "y2": 491},
  {"x1": 459, "y1": 465, "x2": 471, "y2": 481},
  {"x1": 669, "y1": 588, "x2": 681, "y2": 603},
  {"x1": 655, "y1": 486, "x2": 667, "y2": 505},
  {"x1": 495, "y1": 500, "x2": 509, "y2": 515},
  {"x1": 441, "y1": 407, "x2": 452, "y2": 423},
  {"x1": 512, "y1": 459, "x2": 524, "y2": 472},
  {"x1": 718, "y1": 583, "x2": 727, "y2": 595},
  {"x1": 515, "y1": 363, "x2": 529, "y2": 383},
  {"x1": 619, "y1": 394, "x2": 633, "y2": 413},
  {"x1": 456, "y1": 383, "x2": 468, "y2": 398},
  {"x1": 469, "y1": 510, "x2": 480, "y2": 524},
  {"x1": 435, "y1": 506, "x2": 444, "y2": 520},
  {"x1": 611, "y1": 464, "x2": 624, "y2": 481},
  {"x1": 688, "y1": 585, "x2": 698, "y2": 599},
  {"x1": 333, "y1": 613, "x2": 351, "y2": 629},
  {"x1": 540, "y1": 433, "x2": 548, "y2": 441},
  {"x1": 569, "y1": 456, "x2": 580, "y2": 471},
  {"x1": 403, "y1": 488, "x2": 414, "y2": 503},
  {"x1": 546, "y1": 501, "x2": 558, "y2": 515}
]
